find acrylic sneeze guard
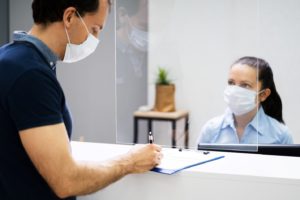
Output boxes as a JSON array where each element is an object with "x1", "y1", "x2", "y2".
[{"x1": 115, "y1": 0, "x2": 300, "y2": 153}]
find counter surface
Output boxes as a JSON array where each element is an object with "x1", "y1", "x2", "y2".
[{"x1": 71, "y1": 141, "x2": 300, "y2": 200}]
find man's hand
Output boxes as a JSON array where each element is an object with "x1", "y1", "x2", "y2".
[{"x1": 125, "y1": 144, "x2": 163, "y2": 174}]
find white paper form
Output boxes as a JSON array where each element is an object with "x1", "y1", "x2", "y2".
[{"x1": 152, "y1": 148, "x2": 224, "y2": 175}]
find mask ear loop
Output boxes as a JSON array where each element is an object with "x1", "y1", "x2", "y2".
[
  {"x1": 258, "y1": 89, "x2": 265, "y2": 95},
  {"x1": 64, "y1": 26, "x2": 71, "y2": 44},
  {"x1": 76, "y1": 11, "x2": 90, "y2": 34},
  {"x1": 257, "y1": 89, "x2": 267, "y2": 104},
  {"x1": 63, "y1": 26, "x2": 72, "y2": 61}
]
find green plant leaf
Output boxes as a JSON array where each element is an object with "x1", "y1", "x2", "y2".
[{"x1": 156, "y1": 67, "x2": 171, "y2": 85}]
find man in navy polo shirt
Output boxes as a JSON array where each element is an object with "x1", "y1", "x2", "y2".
[{"x1": 0, "y1": 0, "x2": 162, "y2": 199}]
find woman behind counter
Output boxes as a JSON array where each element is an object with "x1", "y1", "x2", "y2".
[{"x1": 197, "y1": 56, "x2": 293, "y2": 145}]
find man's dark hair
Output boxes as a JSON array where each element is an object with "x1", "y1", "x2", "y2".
[
  {"x1": 32, "y1": 0, "x2": 112, "y2": 25},
  {"x1": 117, "y1": 0, "x2": 140, "y2": 16}
]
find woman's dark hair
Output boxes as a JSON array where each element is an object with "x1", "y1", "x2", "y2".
[
  {"x1": 32, "y1": 0, "x2": 112, "y2": 25},
  {"x1": 232, "y1": 56, "x2": 285, "y2": 124}
]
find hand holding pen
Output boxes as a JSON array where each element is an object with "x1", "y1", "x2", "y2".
[
  {"x1": 148, "y1": 131, "x2": 163, "y2": 166},
  {"x1": 126, "y1": 132, "x2": 162, "y2": 173}
]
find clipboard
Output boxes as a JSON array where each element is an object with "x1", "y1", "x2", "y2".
[{"x1": 151, "y1": 148, "x2": 225, "y2": 175}]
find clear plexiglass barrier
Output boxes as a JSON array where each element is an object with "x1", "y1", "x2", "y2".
[{"x1": 115, "y1": 0, "x2": 299, "y2": 153}]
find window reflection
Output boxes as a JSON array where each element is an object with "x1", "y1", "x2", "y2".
[{"x1": 116, "y1": 0, "x2": 148, "y2": 143}]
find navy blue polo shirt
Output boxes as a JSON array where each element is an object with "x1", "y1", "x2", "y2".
[{"x1": 0, "y1": 32, "x2": 74, "y2": 200}]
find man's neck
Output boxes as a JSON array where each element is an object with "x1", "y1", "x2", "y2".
[{"x1": 29, "y1": 23, "x2": 66, "y2": 60}]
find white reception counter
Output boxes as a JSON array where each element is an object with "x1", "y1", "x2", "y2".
[{"x1": 71, "y1": 141, "x2": 300, "y2": 200}]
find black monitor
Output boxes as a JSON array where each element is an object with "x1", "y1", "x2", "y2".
[{"x1": 197, "y1": 143, "x2": 300, "y2": 157}]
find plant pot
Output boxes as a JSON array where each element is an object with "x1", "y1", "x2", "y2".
[{"x1": 154, "y1": 84, "x2": 176, "y2": 112}]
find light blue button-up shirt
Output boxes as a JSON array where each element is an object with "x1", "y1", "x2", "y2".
[{"x1": 197, "y1": 107, "x2": 293, "y2": 144}]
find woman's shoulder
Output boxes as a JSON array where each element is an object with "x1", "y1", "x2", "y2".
[
  {"x1": 200, "y1": 114, "x2": 228, "y2": 136},
  {"x1": 265, "y1": 115, "x2": 289, "y2": 133},
  {"x1": 203, "y1": 114, "x2": 226, "y2": 129},
  {"x1": 197, "y1": 114, "x2": 227, "y2": 144},
  {"x1": 264, "y1": 115, "x2": 293, "y2": 143}
]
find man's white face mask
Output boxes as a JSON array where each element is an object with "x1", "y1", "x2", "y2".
[
  {"x1": 63, "y1": 12, "x2": 99, "y2": 63},
  {"x1": 125, "y1": 16, "x2": 148, "y2": 52},
  {"x1": 128, "y1": 24, "x2": 148, "y2": 52},
  {"x1": 224, "y1": 85, "x2": 264, "y2": 116}
]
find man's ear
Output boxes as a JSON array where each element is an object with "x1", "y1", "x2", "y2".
[
  {"x1": 260, "y1": 88, "x2": 271, "y2": 102},
  {"x1": 63, "y1": 7, "x2": 77, "y2": 28}
]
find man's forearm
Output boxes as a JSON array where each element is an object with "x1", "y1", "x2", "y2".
[{"x1": 55, "y1": 155, "x2": 133, "y2": 198}]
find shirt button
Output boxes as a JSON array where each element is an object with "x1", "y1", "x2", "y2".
[{"x1": 50, "y1": 61, "x2": 54, "y2": 66}]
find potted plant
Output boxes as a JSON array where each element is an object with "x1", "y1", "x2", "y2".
[{"x1": 153, "y1": 67, "x2": 176, "y2": 112}]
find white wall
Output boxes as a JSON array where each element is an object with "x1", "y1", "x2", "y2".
[{"x1": 148, "y1": 0, "x2": 300, "y2": 147}]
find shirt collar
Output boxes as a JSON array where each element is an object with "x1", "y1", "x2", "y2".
[
  {"x1": 13, "y1": 31, "x2": 58, "y2": 70},
  {"x1": 248, "y1": 106, "x2": 267, "y2": 136},
  {"x1": 222, "y1": 107, "x2": 265, "y2": 136},
  {"x1": 222, "y1": 108, "x2": 235, "y2": 129}
]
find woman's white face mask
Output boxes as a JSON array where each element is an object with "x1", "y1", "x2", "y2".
[
  {"x1": 63, "y1": 12, "x2": 99, "y2": 63},
  {"x1": 224, "y1": 85, "x2": 264, "y2": 116}
]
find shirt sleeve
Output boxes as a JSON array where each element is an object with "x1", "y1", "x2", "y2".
[
  {"x1": 197, "y1": 115, "x2": 226, "y2": 145},
  {"x1": 7, "y1": 69, "x2": 64, "y2": 131},
  {"x1": 197, "y1": 121, "x2": 214, "y2": 145},
  {"x1": 281, "y1": 127, "x2": 294, "y2": 144}
]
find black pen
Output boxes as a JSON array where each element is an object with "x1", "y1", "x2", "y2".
[{"x1": 148, "y1": 131, "x2": 153, "y2": 144}]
